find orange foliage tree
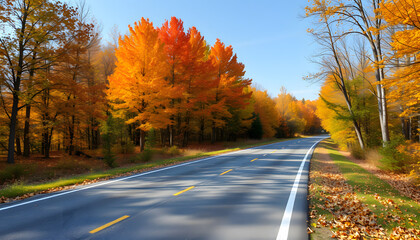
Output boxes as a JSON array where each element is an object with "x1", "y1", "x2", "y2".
[
  {"x1": 209, "y1": 39, "x2": 252, "y2": 142},
  {"x1": 108, "y1": 18, "x2": 169, "y2": 151}
]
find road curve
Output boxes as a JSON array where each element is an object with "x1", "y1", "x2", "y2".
[{"x1": 0, "y1": 135, "x2": 327, "y2": 240}]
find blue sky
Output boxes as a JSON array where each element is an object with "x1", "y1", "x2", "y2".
[{"x1": 82, "y1": 0, "x2": 320, "y2": 100}]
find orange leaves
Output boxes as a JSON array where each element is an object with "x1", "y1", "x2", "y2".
[
  {"x1": 309, "y1": 146, "x2": 420, "y2": 240},
  {"x1": 107, "y1": 17, "x2": 252, "y2": 142},
  {"x1": 309, "y1": 158, "x2": 388, "y2": 239},
  {"x1": 208, "y1": 38, "x2": 252, "y2": 128},
  {"x1": 108, "y1": 18, "x2": 169, "y2": 130}
]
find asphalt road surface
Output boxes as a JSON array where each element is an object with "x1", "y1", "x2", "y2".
[{"x1": 0, "y1": 135, "x2": 327, "y2": 240}]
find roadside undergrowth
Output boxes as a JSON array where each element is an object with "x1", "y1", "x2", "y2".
[{"x1": 308, "y1": 140, "x2": 420, "y2": 239}]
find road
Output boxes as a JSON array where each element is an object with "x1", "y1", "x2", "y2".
[{"x1": 0, "y1": 136, "x2": 326, "y2": 240}]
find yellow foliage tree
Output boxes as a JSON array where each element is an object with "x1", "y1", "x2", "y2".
[
  {"x1": 251, "y1": 87, "x2": 279, "y2": 138},
  {"x1": 380, "y1": 0, "x2": 420, "y2": 117},
  {"x1": 316, "y1": 77, "x2": 357, "y2": 149}
]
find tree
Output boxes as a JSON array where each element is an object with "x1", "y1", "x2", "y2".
[
  {"x1": 380, "y1": 0, "x2": 420, "y2": 121},
  {"x1": 158, "y1": 17, "x2": 190, "y2": 147},
  {"x1": 306, "y1": 0, "x2": 391, "y2": 145},
  {"x1": 0, "y1": 0, "x2": 78, "y2": 163},
  {"x1": 316, "y1": 77, "x2": 357, "y2": 148},
  {"x1": 251, "y1": 87, "x2": 278, "y2": 138},
  {"x1": 306, "y1": 1, "x2": 366, "y2": 149},
  {"x1": 181, "y1": 26, "x2": 217, "y2": 146},
  {"x1": 209, "y1": 39, "x2": 252, "y2": 142},
  {"x1": 249, "y1": 114, "x2": 263, "y2": 139},
  {"x1": 108, "y1": 18, "x2": 169, "y2": 151}
]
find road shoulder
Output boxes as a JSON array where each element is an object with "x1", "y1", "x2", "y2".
[{"x1": 308, "y1": 139, "x2": 420, "y2": 239}]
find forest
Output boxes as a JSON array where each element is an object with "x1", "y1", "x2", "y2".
[
  {"x1": 0, "y1": 1, "x2": 419, "y2": 239},
  {"x1": 0, "y1": 0, "x2": 321, "y2": 172},
  {"x1": 1, "y1": 0, "x2": 419, "y2": 187},
  {"x1": 306, "y1": 0, "x2": 420, "y2": 183}
]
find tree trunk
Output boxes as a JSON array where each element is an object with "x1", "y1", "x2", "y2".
[
  {"x1": 139, "y1": 130, "x2": 145, "y2": 152},
  {"x1": 23, "y1": 51, "x2": 37, "y2": 157},
  {"x1": 160, "y1": 129, "x2": 166, "y2": 147},
  {"x1": 401, "y1": 117, "x2": 409, "y2": 140},
  {"x1": 199, "y1": 119, "x2": 205, "y2": 143},
  {"x1": 43, "y1": 128, "x2": 49, "y2": 158},
  {"x1": 418, "y1": 117, "x2": 420, "y2": 142},
  {"x1": 6, "y1": 4, "x2": 28, "y2": 164},
  {"x1": 352, "y1": 119, "x2": 365, "y2": 150},
  {"x1": 376, "y1": 76, "x2": 390, "y2": 145},
  {"x1": 168, "y1": 125, "x2": 173, "y2": 147},
  {"x1": 16, "y1": 134, "x2": 22, "y2": 156},
  {"x1": 69, "y1": 114, "x2": 75, "y2": 155},
  {"x1": 211, "y1": 122, "x2": 216, "y2": 143},
  {"x1": 7, "y1": 92, "x2": 20, "y2": 164},
  {"x1": 343, "y1": 91, "x2": 365, "y2": 150},
  {"x1": 23, "y1": 105, "x2": 31, "y2": 157}
]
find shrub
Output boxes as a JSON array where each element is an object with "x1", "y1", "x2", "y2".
[
  {"x1": 103, "y1": 150, "x2": 117, "y2": 168},
  {"x1": 379, "y1": 137, "x2": 410, "y2": 173},
  {"x1": 0, "y1": 164, "x2": 26, "y2": 184},
  {"x1": 101, "y1": 115, "x2": 118, "y2": 168},
  {"x1": 399, "y1": 142, "x2": 420, "y2": 185},
  {"x1": 350, "y1": 144, "x2": 365, "y2": 160},
  {"x1": 139, "y1": 149, "x2": 153, "y2": 162},
  {"x1": 129, "y1": 149, "x2": 154, "y2": 163},
  {"x1": 167, "y1": 146, "x2": 181, "y2": 156}
]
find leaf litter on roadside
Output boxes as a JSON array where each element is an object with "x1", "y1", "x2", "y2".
[{"x1": 308, "y1": 149, "x2": 420, "y2": 239}]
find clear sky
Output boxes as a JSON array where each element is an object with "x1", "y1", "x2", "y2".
[{"x1": 81, "y1": 0, "x2": 321, "y2": 100}]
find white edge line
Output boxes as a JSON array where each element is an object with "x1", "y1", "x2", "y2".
[
  {"x1": 0, "y1": 138, "x2": 313, "y2": 212},
  {"x1": 275, "y1": 138, "x2": 323, "y2": 240}
]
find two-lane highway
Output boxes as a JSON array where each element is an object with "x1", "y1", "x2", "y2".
[{"x1": 0, "y1": 136, "x2": 327, "y2": 240}]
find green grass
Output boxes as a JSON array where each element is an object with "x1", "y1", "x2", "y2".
[
  {"x1": 324, "y1": 140, "x2": 420, "y2": 232},
  {"x1": 0, "y1": 137, "x2": 297, "y2": 199}
]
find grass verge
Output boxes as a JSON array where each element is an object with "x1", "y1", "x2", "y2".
[
  {"x1": 0, "y1": 138, "x2": 296, "y2": 200},
  {"x1": 308, "y1": 139, "x2": 419, "y2": 239},
  {"x1": 326, "y1": 142, "x2": 420, "y2": 231}
]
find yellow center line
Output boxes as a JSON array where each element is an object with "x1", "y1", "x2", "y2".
[
  {"x1": 220, "y1": 169, "x2": 233, "y2": 175},
  {"x1": 250, "y1": 158, "x2": 258, "y2": 162},
  {"x1": 173, "y1": 186, "x2": 195, "y2": 196},
  {"x1": 89, "y1": 215, "x2": 130, "y2": 234},
  {"x1": 271, "y1": 150, "x2": 276, "y2": 153}
]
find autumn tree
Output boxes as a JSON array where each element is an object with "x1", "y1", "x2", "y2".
[
  {"x1": 209, "y1": 39, "x2": 252, "y2": 142},
  {"x1": 181, "y1": 26, "x2": 217, "y2": 146},
  {"x1": 306, "y1": 0, "x2": 391, "y2": 145},
  {"x1": 251, "y1": 87, "x2": 278, "y2": 138},
  {"x1": 158, "y1": 17, "x2": 190, "y2": 147},
  {"x1": 275, "y1": 87, "x2": 306, "y2": 137},
  {"x1": 108, "y1": 18, "x2": 169, "y2": 151},
  {"x1": 306, "y1": 1, "x2": 366, "y2": 149},
  {"x1": 53, "y1": 3, "x2": 102, "y2": 156},
  {"x1": 0, "y1": 0, "x2": 79, "y2": 163},
  {"x1": 380, "y1": 0, "x2": 420, "y2": 140}
]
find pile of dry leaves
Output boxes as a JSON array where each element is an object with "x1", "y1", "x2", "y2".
[{"x1": 308, "y1": 148, "x2": 420, "y2": 239}]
